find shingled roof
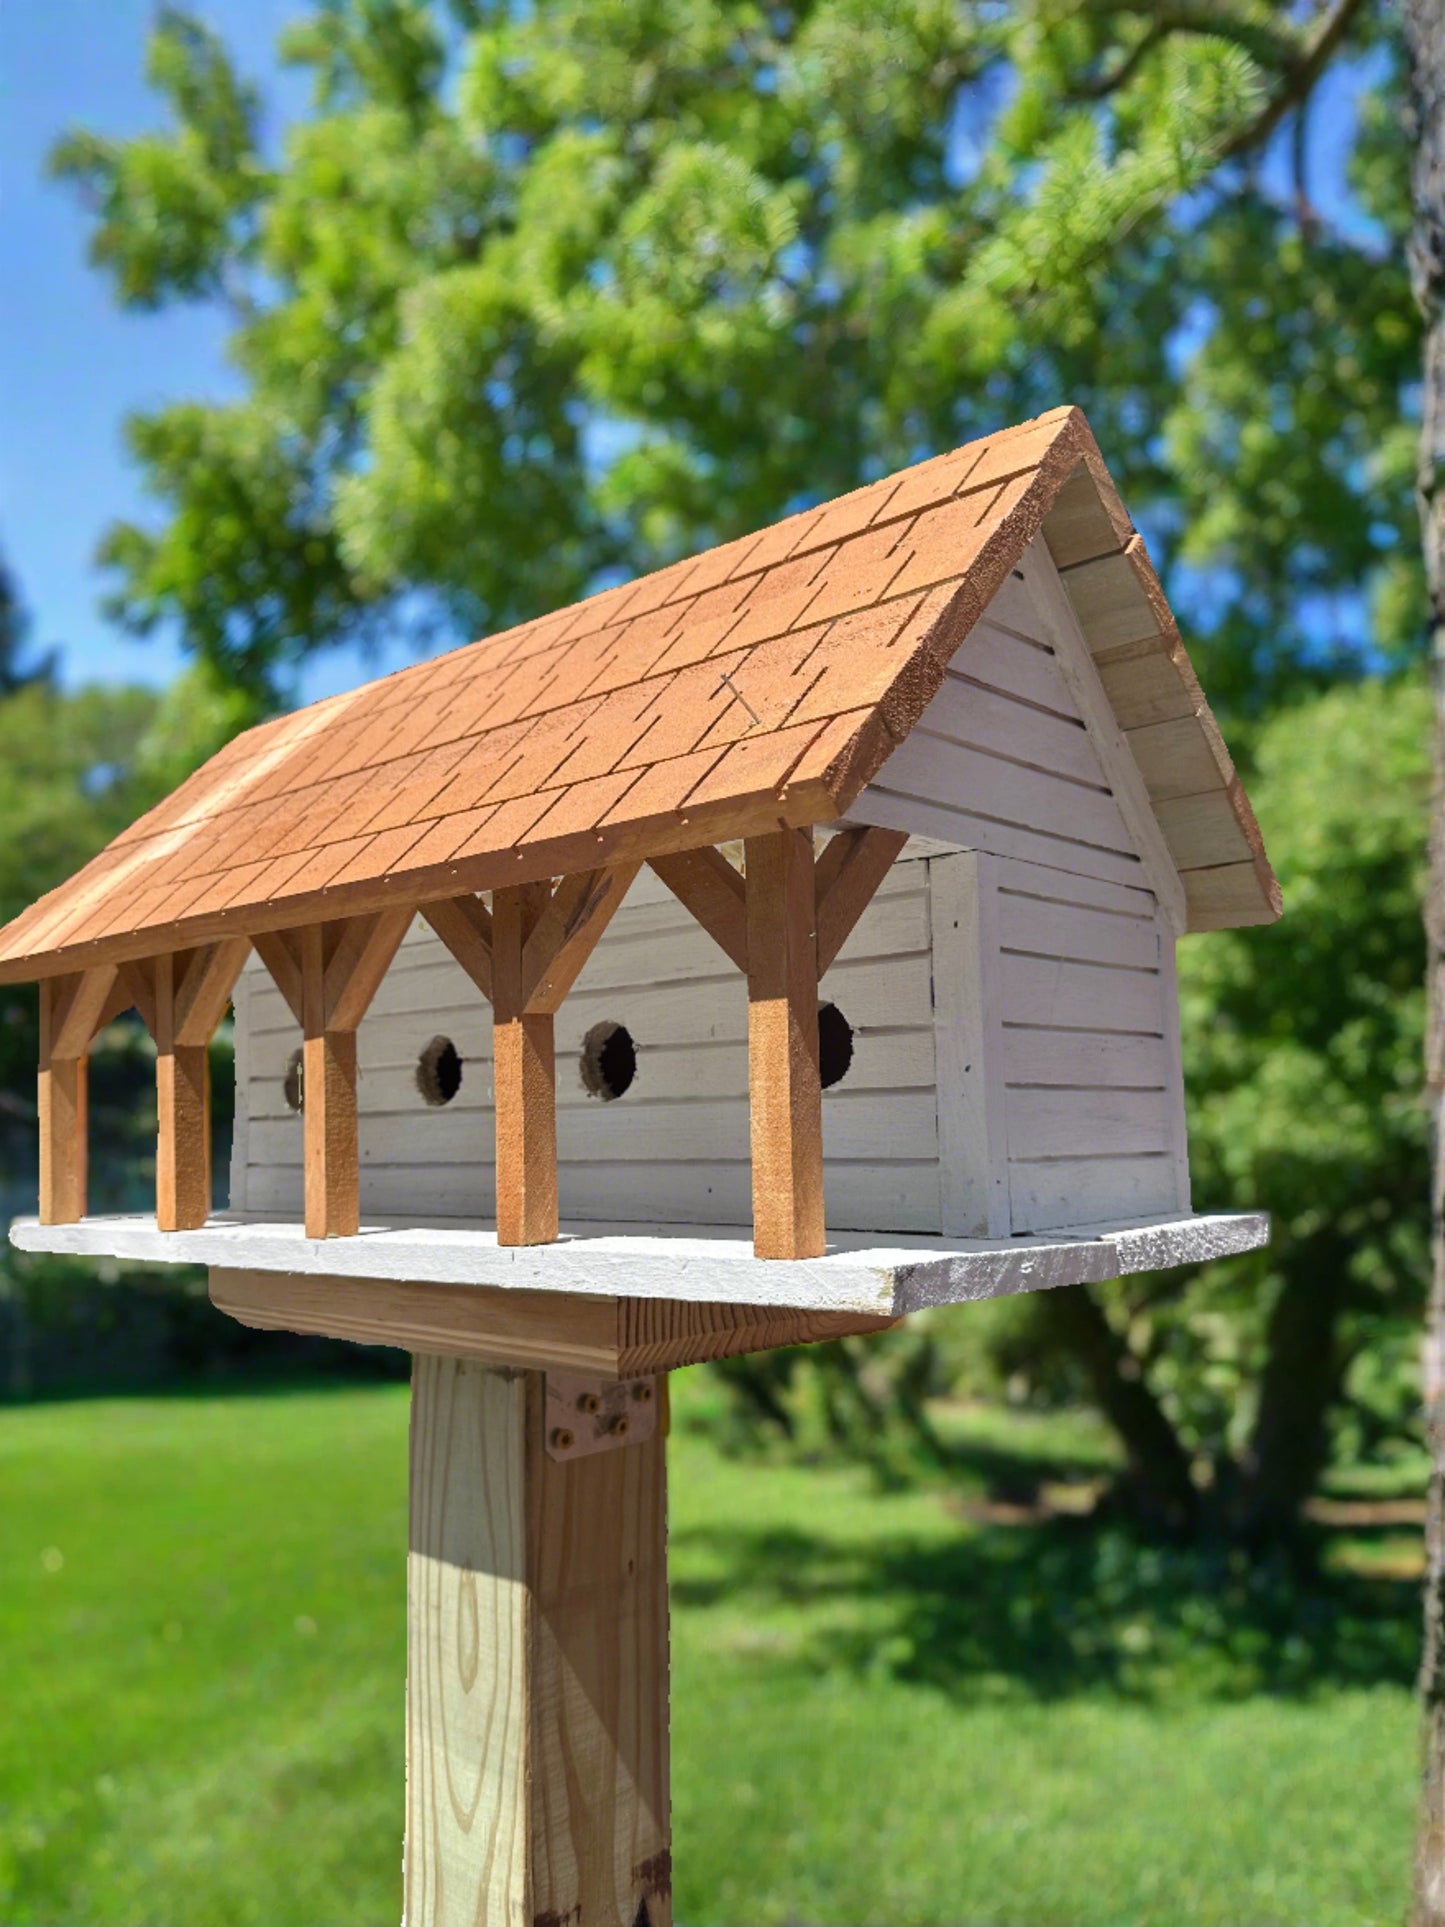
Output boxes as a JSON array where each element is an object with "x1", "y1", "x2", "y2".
[{"x1": 0, "y1": 406, "x2": 1278, "y2": 984}]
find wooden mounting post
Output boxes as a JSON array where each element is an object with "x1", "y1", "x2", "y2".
[
  {"x1": 38, "y1": 965, "x2": 120, "y2": 1225},
  {"x1": 745, "y1": 827, "x2": 825, "y2": 1260},
  {"x1": 406, "y1": 1355, "x2": 671, "y2": 1927}
]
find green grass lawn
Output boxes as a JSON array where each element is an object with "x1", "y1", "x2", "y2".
[{"x1": 0, "y1": 1375, "x2": 1419, "y2": 1926}]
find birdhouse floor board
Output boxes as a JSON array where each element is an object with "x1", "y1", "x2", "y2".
[{"x1": 10, "y1": 1209, "x2": 1268, "y2": 1318}]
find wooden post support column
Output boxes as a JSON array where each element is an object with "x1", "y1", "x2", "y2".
[
  {"x1": 153, "y1": 954, "x2": 210, "y2": 1233},
  {"x1": 38, "y1": 965, "x2": 120, "y2": 1226},
  {"x1": 291, "y1": 910, "x2": 413, "y2": 1240},
  {"x1": 302, "y1": 923, "x2": 357, "y2": 1239},
  {"x1": 745, "y1": 828, "x2": 825, "y2": 1259},
  {"x1": 406, "y1": 1356, "x2": 671, "y2": 1927},
  {"x1": 492, "y1": 880, "x2": 559, "y2": 1246},
  {"x1": 39, "y1": 990, "x2": 87, "y2": 1227}
]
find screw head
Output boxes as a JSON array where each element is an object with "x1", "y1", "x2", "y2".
[
  {"x1": 608, "y1": 1414, "x2": 630, "y2": 1439},
  {"x1": 551, "y1": 1427, "x2": 575, "y2": 1452},
  {"x1": 633, "y1": 1382, "x2": 654, "y2": 1404},
  {"x1": 577, "y1": 1391, "x2": 602, "y2": 1415}
]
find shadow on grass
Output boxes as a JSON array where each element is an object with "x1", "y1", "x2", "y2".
[{"x1": 672, "y1": 1510, "x2": 1419, "y2": 1703}]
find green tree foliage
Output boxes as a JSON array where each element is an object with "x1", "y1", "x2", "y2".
[{"x1": 52, "y1": 1, "x2": 1414, "y2": 712}]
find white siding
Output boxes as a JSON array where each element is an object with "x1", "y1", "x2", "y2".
[
  {"x1": 231, "y1": 860, "x2": 944, "y2": 1233},
  {"x1": 990, "y1": 855, "x2": 1190, "y2": 1232}
]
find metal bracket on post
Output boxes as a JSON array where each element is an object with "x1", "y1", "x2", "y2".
[{"x1": 545, "y1": 1370, "x2": 660, "y2": 1460}]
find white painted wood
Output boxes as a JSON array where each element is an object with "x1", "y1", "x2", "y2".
[
  {"x1": 998, "y1": 953, "x2": 1164, "y2": 1034},
  {"x1": 911, "y1": 677, "x2": 1104, "y2": 788},
  {"x1": 1007, "y1": 1087, "x2": 1171, "y2": 1160},
  {"x1": 930, "y1": 852, "x2": 1009, "y2": 1237},
  {"x1": 1017, "y1": 535, "x2": 1188, "y2": 934},
  {"x1": 998, "y1": 890, "x2": 1161, "y2": 971},
  {"x1": 847, "y1": 787, "x2": 1152, "y2": 892},
  {"x1": 953, "y1": 852, "x2": 1193, "y2": 1236},
  {"x1": 1009, "y1": 1155, "x2": 1181, "y2": 1233},
  {"x1": 8, "y1": 1209, "x2": 1271, "y2": 1317},
  {"x1": 878, "y1": 738, "x2": 1137, "y2": 856},
  {"x1": 1157, "y1": 933, "x2": 1194, "y2": 1212},
  {"x1": 951, "y1": 622, "x2": 1076, "y2": 715},
  {"x1": 1004, "y1": 1028, "x2": 1170, "y2": 1089}
]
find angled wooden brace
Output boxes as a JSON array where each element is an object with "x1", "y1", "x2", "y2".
[
  {"x1": 813, "y1": 826, "x2": 909, "y2": 975},
  {"x1": 150, "y1": 940, "x2": 251, "y2": 1231},
  {"x1": 37, "y1": 963, "x2": 121, "y2": 1225},
  {"x1": 648, "y1": 847, "x2": 749, "y2": 972},
  {"x1": 300, "y1": 910, "x2": 414, "y2": 1239},
  {"x1": 420, "y1": 893, "x2": 493, "y2": 1001},
  {"x1": 492, "y1": 863, "x2": 639, "y2": 1247}
]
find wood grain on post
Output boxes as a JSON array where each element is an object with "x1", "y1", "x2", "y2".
[
  {"x1": 493, "y1": 879, "x2": 558, "y2": 1246},
  {"x1": 38, "y1": 978, "x2": 86, "y2": 1226},
  {"x1": 406, "y1": 1357, "x2": 670, "y2": 1927},
  {"x1": 745, "y1": 827, "x2": 825, "y2": 1259},
  {"x1": 301, "y1": 923, "x2": 360, "y2": 1239},
  {"x1": 153, "y1": 953, "x2": 211, "y2": 1232},
  {"x1": 37, "y1": 966, "x2": 119, "y2": 1225}
]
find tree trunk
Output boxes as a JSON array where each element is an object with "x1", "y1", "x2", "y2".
[
  {"x1": 1236, "y1": 1250, "x2": 1346, "y2": 1547},
  {"x1": 1035, "y1": 1284, "x2": 1199, "y2": 1533},
  {"x1": 1406, "y1": 2, "x2": 1445, "y2": 1917}
]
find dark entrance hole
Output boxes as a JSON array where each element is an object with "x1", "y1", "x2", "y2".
[
  {"x1": 818, "y1": 1001, "x2": 854, "y2": 1090},
  {"x1": 283, "y1": 1046, "x2": 304, "y2": 1113},
  {"x1": 416, "y1": 1036, "x2": 463, "y2": 1106},
  {"x1": 580, "y1": 1020, "x2": 637, "y2": 1101}
]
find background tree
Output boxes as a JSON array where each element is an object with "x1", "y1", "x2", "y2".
[{"x1": 44, "y1": 0, "x2": 1422, "y2": 1536}]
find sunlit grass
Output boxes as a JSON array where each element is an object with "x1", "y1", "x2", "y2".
[{"x1": 0, "y1": 1376, "x2": 1419, "y2": 1925}]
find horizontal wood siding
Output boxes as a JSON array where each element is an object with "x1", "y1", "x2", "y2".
[
  {"x1": 850, "y1": 586, "x2": 1157, "y2": 893},
  {"x1": 232, "y1": 861, "x2": 943, "y2": 1233},
  {"x1": 989, "y1": 854, "x2": 1189, "y2": 1232}
]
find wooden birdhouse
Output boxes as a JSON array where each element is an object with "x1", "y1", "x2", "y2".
[{"x1": 2, "y1": 407, "x2": 1277, "y2": 1924}]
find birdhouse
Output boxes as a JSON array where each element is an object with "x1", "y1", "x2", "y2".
[{"x1": 2, "y1": 406, "x2": 1276, "y2": 1924}]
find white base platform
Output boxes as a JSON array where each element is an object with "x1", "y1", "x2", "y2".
[{"x1": 10, "y1": 1210, "x2": 1269, "y2": 1317}]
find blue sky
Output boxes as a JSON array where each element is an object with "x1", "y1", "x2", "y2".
[{"x1": 0, "y1": 1, "x2": 339, "y2": 696}]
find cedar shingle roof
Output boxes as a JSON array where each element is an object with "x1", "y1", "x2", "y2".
[{"x1": 0, "y1": 406, "x2": 1278, "y2": 983}]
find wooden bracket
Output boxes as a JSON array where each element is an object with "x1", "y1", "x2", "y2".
[
  {"x1": 252, "y1": 929, "x2": 304, "y2": 1026},
  {"x1": 37, "y1": 964, "x2": 120, "y2": 1226},
  {"x1": 107, "y1": 941, "x2": 253, "y2": 1232},
  {"x1": 490, "y1": 864, "x2": 638, "y2": 1247},
  {"x1": 648, "y1": 829, "x2": 908, "y2": 1259},
  {"x1": 420, "y1": 894, "x2": 493, "y2": 1002},
  {"x1": 649, "y1": 847, "x2": 749, "y2": 972},
  {"x1": 544, "y1": 1372, "x2": 659, "y2": 1460},
  {"x1": 298, "y1": 910, "x2": 414, "y2": 1239},
  {"x1": 521, "y1": 862, "x2": 639, "y2": 1014},
  {"x1": 814, "y1": 826, "x2": 909, "y2": 975}
]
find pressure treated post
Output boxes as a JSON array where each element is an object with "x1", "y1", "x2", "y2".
[
  {"x1": 153, "y1": 954, "x2": 211, "y2": 1233},
  {"x1": 744, "y1": 827, "x2": 825, "y2": 1259},
  {"x1": 492, "y1": 881, "x2": 559, "y2": 1246},
  {"x1": 406, "y1": 1356, "x2": 671, "y2": 1927}
]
